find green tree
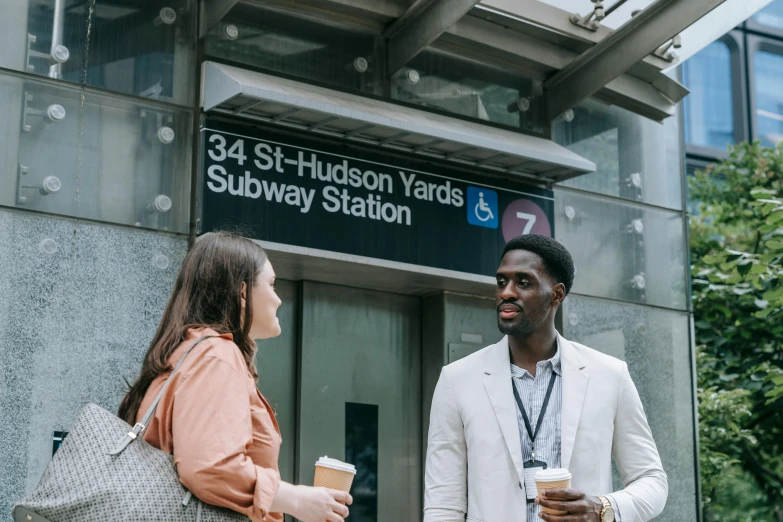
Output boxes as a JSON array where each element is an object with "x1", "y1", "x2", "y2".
[{"x1": 690, "y1": 141, "x2": 783, "y2": 521}]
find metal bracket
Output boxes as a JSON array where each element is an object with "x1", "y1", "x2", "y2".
[
  {"x1": 24, "y1": 33, "x2": 70, "y2": 75},
  {"x1": 22, "y1": 93, "x2": 33, "y2": 132},
  {"x1": 653, "y1": 35, "x2": 682, "y2": 62},
  {"x1": 16, "y1": 164, "x2": 29, "y2": 205},
  {"x1": 569, "y1": 0, "x2": 605, "y2": 32},
  {"x1": 24, "y1": 34, "x2": 36, "y2": 73},
  {"x1": 22, "y1": 92, "x2": 67, "y2": 132}
]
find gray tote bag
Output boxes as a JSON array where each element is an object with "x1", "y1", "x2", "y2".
[{"x1": 13, "y1": 336, "x2": 250, "y2": 522}]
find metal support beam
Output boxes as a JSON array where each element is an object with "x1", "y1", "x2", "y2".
[
  {"x1": 199, "y1": 0, "x2": 239, "y2": 39},
  {"x1": 386, "y1": 0, "x2": 482, "y2": 77},
  {"x1": 543, "y1": 0, "x2": 725, "y2": 120}
]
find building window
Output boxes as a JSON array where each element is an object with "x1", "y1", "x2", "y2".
[
  {"x1": 753, "y1": 0, "x2": 783, "y2": 31},
  {"x1": 754, "y1": 50, "x2": 783, "y2": 147},
  {"x1": 681, "y1": 40, "x2": 735, "y2": 151}
]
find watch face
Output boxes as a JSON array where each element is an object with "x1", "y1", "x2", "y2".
[{"x1": 602, "y1": 505, "x2": 616, "y2": 522}]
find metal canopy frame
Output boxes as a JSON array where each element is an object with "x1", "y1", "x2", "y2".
[
  {"x1": 384, "y1": 0, "x2": 483, "y2": 76},
  {"x1": 196, "y1": 0, "x2": 696, "y2": 123},
  {"x1": 543, "y1": 0, "x2": 728, "y2": 120},
  {"x1": 202, "y1": 61, "x2": 595, "y2": 183}
]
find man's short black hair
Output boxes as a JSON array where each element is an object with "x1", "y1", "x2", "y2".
[{"x1": 501, "y1": 235, "x2": 575, "y2": 294}]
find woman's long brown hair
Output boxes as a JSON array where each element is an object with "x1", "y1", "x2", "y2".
[{"x1": 118, "y1": 231, "x2": 267, "y2": 424}]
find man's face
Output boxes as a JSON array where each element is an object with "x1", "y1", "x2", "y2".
[{"x1": 495, "y1": 249, "x2": 565, "y2": 336}]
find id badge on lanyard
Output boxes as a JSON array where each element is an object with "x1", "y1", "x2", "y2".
[
  {"x1": 512, "y1": 372, "x2": 557, "y2": 501},
  {"x1": 523, "y1": 459, "x2": 548, "y2": 500}
]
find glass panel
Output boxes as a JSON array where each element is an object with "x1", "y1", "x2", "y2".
[
  {"x1": 681, "y1": 41, "x2": 735, "y2": 150},
  {"x1": 554, "y1": 100, "x2": 683, "y2": 210},
  {"x1": 753, "y1": 0, "x2": 783, "y2": 31},
  {"x1": 0, "y1": 70, "x2": 192, "y2": 232},
  {"x1": 0, "y1": 208, "x2": 187, "y2": 517},
  {"x1": 204, "y1": 5, "x2": 380, "y2": 96},
  {"x1": 0, "y1": 0, "x2": 195, "y2": 106},
  {"x1": 255, "y1": 279, "x2": 297, "y2": 490},
  {"x1": 754, "y1": 50, "x2": 783, "y2": 147},
  {"x1": 392, "y1": 50, "x2": 544, "y2": 133},
  {"x1": 298, "y1": 282, "x2": 421, "y2": 521},
  {"x1": 554, "y1": 189, "x2": 688, "y2": 310},
  {"x1": 561, "y1": 295, "x2": 697, "y2": 522}
]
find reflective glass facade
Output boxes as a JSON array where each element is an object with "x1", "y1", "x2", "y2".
[
  {"x1": 754, "y1": 0, "x2": 783, "y2": 31},
  {"x1": 682, "y1": 0, "x2": 783, "y2": 158},
  {"x1": 754, "y1": 49, "x2": 783, "y2": 146},
  {"x1": 682, "y1": 41, "x2": 735, "y2": 150}
]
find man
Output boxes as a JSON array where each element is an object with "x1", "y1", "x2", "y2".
[{"x1": 424, "y1": 235, "x2": 667, "y2": 522}]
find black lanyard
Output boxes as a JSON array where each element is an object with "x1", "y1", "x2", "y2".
[{"x1": 512, "y1": 371, "x2": 557, "y2": 462}]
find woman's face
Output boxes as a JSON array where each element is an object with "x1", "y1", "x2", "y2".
[{"x1": 246, "y1": 259, "x2": 282, "y2": 340}]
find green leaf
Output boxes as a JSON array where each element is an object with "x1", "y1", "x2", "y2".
[
  {"x1": 754, "y1": 307, "x2": 776, "y2": 319},
  {"x1": 714, "y1": 305, "x2": 732, "y2": 318},
  {"x1": 738, "y1": 262, "x2": 753, "y2": 276},
  {"x1": 767, "y1": 239, "x2": 783, "y2": 251},
  {"x1": 751, "y1": 188, "x2": 777, "y2": 199},
  {"x1": 763, "y1": 286, "x2": 783, "y2": 301},
  {"x1": 703, "y1": 254, "x2": 726, "y2": 265}
]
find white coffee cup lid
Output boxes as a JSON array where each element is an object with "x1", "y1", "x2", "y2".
[
  {"x1": 316, "y1": 456, "x2": 357, "y2": 474},
  {"x1": 535, "y1": 468, "x2": 572, "y2": 481}
]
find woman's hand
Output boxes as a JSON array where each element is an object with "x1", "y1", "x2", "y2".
[
  {"x1": 292, "y1": 486, "x2": 352, "y2": 522},
  {"x1": 272, "y1": 482, "x2": 352, "y2": 522}
]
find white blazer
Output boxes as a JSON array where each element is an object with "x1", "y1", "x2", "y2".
[{"x1": 424, "y1": 335, "x2": 668, "y2": 522}]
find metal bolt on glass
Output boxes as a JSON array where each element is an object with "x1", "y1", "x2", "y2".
[
  {"x1": 626, "y1": 172, "x2": 643, "y2": 189},
  {"x1": 564, "y1": 206, "x2": 576, "y2": 220},
  {"x1": 224, "y1": 24, "x2": 239, "y2": 40},
  {"x1": 149, "y1": 195, "x2": 173, "y2": 214},
  {"x1": 50, "y1": 45, "x2": 70, "y2": 64},
  {"x1": 352, "y1": 57, "x2": 369, "y2": 73},
  {"x1": 26, "y1": 35, "x2": 70, "y2": 67},
  {"x1": 406, "y1": 69, "x2": 420, "y2": 85},
  {"x1": 628, "y1": 219, "x2": 644, "y2": 234},
  {"x1": 157, "y1": 126, "x2": 175, "y2": 144},
  {"x1": 45, "y1": 104, "x2": 66, "y2": 123},
  {"x1": 630, "y1": 274, "x2": 646, "y2": 290},
  {"x1": 154, "y1": 7, "x2": 177, "y2": 26},
  {"x1": 23, "y1": 97, "x2": 66, "y2": 131},
  {"x1": 23, "y1": 176, "x2": 61, "y2": 196},
  {"x1": 568, "y1": 312, "x2": 580, "y2": 326},
  {"x1": 562, "y1": 109, "x2": 575, "y2": 122}
]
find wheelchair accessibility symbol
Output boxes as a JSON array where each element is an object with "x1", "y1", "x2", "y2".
[{"x1": 467, "y1": 187, "x2": 498, "y2": 229}]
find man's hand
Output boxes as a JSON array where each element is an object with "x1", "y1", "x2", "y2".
[{"x1": 535, "y1": 488, "x2": 603, "y2": 521}]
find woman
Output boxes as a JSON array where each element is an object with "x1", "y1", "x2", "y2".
[{"x1": 118, "y1": 232, "x2": 351, "y2": 522}]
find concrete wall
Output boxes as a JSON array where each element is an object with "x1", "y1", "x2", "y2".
[{"x1": 0, "y1": 209, "x2": 187, "y2": 516}]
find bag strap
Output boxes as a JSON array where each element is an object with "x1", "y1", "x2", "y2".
[{"x1": 108, "y1": 335, "x2": 216, "y2": 456}]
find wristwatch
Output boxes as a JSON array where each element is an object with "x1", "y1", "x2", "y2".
[{"x1": 597, "y1": 496, "x2": 616, "y2": 522}]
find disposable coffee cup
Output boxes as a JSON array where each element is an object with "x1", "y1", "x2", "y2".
[
  {"x1": 314, "y1": 456, "x2": 356, "y2": 496},
  {"x1": 535, "y1": 468, "x2": 572, "y2": 515}
]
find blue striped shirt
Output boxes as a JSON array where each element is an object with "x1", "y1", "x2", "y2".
[
  {"x1": 511, "y1": 341, "x2": 620, "y2": 521},
  {"x1": 511, "y1": 344, "x2": 562, "y2": 522}
]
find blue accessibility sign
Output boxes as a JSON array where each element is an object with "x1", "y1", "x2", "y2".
[{"x1": 467, "y1": 187, "x2": 498, "y2": 229}]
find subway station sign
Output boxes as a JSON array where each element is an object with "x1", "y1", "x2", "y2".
[{"x1": 200, "y1": 120, "x2": 554, "y2": 277}]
